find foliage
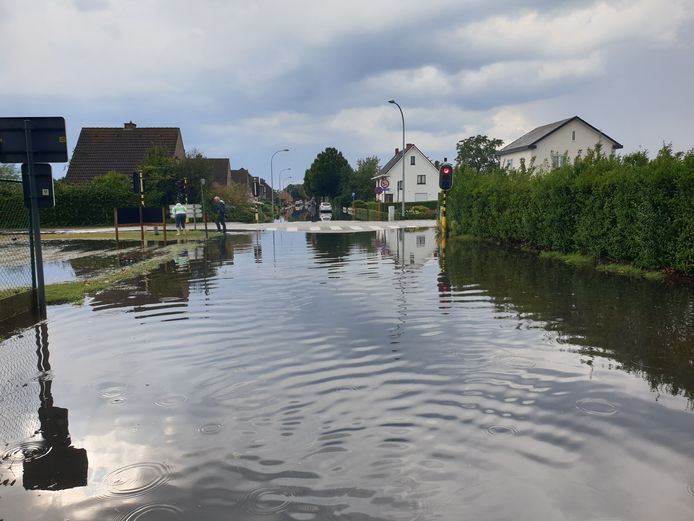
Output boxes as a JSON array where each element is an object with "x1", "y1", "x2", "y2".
[
  {"x1": 448, "y1": 145, "x2": 694, "y2": 274},
  {"x1": 455, "y1": 135, "x2": 504, "y2": 173},
  {"x1": 285, "y1": 183, "x2": 306, "y2": 201},
  {"x1": 346, "y1": 156, "x2": 380, "y2": 201},
  {"x1": 304, "y1": 147, "x2": 353, "y2": 198},
  {"x1": 0, "y1": 163, "x2": 20, "y2": 179}
]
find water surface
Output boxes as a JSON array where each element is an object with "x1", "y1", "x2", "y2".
[{"x1": 1, "y1": 230, "x2": 693, "y2": 520}]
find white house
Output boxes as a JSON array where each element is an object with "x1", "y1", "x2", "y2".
[
  {"x1": 373, "y1": 144, "x2": 440, "y2": 203},
  {"x1": 497, "y1": 116, "x2": 623, "y2": 171}
]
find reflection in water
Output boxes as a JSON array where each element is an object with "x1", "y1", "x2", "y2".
[
  {"x1": 1, "y1": 230, "x2": 694, "y2": 520},
  {"x1": 443, "y1": 239, "x2": 694, "y2": 402},
  {"x1": 0, "y1": 323, "x2": 88, "y2": 491}
]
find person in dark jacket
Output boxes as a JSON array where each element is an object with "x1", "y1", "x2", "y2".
[{"x1": 213, "y1": 196, "x2": 227, "y2": 233}]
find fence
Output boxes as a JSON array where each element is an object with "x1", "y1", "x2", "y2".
[{"x1": 0, "y1": 179, "x2": 34, "y2": 320}]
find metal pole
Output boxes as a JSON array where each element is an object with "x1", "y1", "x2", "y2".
[
  {"x1": 270, "y1": 148, "x2": 289, "y2": 222},
  {"x1": 201, "y1": 178, "x2": 208, "y2": 238},
  {"x1": 24, "y1": 120, "x2": 46, "y2": 317},
  {"x1": 139, "y1": 171, "x2": 145, "y2": 244},
  {"x1": 389, "y1": 100, "x2": 406, "y2": 218}
]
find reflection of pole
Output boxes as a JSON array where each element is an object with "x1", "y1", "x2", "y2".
[{"x1": 24, "y1": 120, "x2": 47, "y2": 317}]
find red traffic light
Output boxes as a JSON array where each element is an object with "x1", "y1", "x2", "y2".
[{"x1": 439, "y1": 162, "x2": 453, "y2": 191}]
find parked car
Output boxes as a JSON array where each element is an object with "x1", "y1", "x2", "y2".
[{"x1": 319, "y1": 202, "x2": 332, "y2": 213}]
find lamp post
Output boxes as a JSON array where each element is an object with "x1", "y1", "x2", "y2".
[
  {"x1": 388, "y1": 99, "x2": 405, "y2": 218},
  {"x1": 279, "y1": 167, "x2": 291, "y2": 196},
  {"x1": 271, "y1": 148, "x2": 289, "y2": 220}
]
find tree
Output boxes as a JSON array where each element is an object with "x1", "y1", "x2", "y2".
[
  {"x1": 285, "y1": 183, "x2": 306, "y2": 201},
  {"x1": 344, "y1": 156, "x2": 379, "y2": 201},
  {"x1": 304, "y1": 147, "x2": 352, "y2": 198},
  {"x1": 0, "y1": 163, "x2": 20, "y2": 180},
  {"x1": 455, "y1": 135, "x2": 504, "y2": 173}
]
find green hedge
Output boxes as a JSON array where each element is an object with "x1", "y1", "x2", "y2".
[
  {"x1": 0, "y1": 173, "x2": 263, "y2": 227},
  {"x1": 448, "y1": 146, "x2": 694, "y2": 273}
]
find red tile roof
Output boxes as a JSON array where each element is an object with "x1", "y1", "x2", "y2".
[{"x1": 65, "y1": 124, "x2": 184, "y2": 183}]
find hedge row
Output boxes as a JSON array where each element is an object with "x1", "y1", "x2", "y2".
[
  {"x1": 447, "y1": 146, "x2": 694, "y2": 273},
  {"x1": 0, "y1": 173, "x2": 263, "y2": 227}
]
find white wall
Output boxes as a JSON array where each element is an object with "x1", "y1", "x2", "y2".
[
  {"x1": 375, "y1": 146, "x2": 440, "y2": 202},
  {"x1": 502, "y1": 119, "x2": 620, "y2": 172}
]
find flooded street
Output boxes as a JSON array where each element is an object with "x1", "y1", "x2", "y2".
[{"x1": 1, "y1": 229, "x2": 694, "y2": 520}]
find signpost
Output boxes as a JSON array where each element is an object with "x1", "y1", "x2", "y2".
[{"x1": 0, "y1": 117, "x2": 68, "y2": 318}]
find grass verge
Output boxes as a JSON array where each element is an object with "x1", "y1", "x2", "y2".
[{"x1": 44, "y1": 244, "x2": 189, "y2": 305}]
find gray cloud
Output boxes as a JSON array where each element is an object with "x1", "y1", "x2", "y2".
[{"x1": 1, "y1": 0, "x2": 692, "y2": 180}]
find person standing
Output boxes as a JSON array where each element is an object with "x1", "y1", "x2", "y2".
[
  {"x1": 173, "y1": 201, "x2": 187, "y2": 235},
  {"x1": 213, "y1": 196, "x2": 226, "y2": 233}
]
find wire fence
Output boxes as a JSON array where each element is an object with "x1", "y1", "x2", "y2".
[
  {"x1": 0, "y1": 327, "x2": 41, "y2": 453},
  {"x1": 0, "y1": 179, "x2": 33, "y2": 300}
]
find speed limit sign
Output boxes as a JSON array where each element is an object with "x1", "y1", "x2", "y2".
[{"x1": 380, "y1": 178, "x2": 390, "y2": 188}]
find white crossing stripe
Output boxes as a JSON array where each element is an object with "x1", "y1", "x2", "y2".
[
  {"x1": 329, "y1": 225, "x2": 341, "y2": 231},
  {"x1": 349, "y1": 225, "x2": 363, "y2": 231},
  {"x1": 267, "y1": 227, "x2": 277, "y2": 231},
  {"x1": 369, "y1": 225, "x2": 383, "y2": 231},
  {"x1": 286, "y1": 227, "x2": 298, "y2": 232},
  {"x1": 310, "y1": 226, "x2": 320, "y2": 231},
  {"x1": 387, "y1": 225, "x2": 399, "y2": 229}
]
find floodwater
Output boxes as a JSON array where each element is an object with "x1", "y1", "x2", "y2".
[{"x1": 1, "y1": 230, "x2": 694, "y2": 520}]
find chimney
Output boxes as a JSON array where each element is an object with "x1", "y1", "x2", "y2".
[
  {"x1": 124, "y1": 121, "x2": 137, "y2": 129},
  {"x1": 395, "y1": 148, "x2": 399, "y2": 155},
  {"x1": 406, "y1": 143, "x2": 413, "y2": 149},
  {"x1": 434, "y1": 160, "x2": 440, "y2": 169}
]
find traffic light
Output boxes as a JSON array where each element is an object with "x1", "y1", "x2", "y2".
[{"x1": 439, "y1": 163, "x2": 453, "y2": 191}]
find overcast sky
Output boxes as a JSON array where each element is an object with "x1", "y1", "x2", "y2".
[{"x1": 2, "y1": 0, "x2": 693, "y2": 184}]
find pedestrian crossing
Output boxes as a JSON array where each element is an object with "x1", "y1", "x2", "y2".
[{"x1": 224, "y1": 219, "x2": 436, "y2": 234}]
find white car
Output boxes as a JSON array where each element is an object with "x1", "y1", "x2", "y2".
[{"x1": 319, "y1": 202, "x2": 332, "y2": 212}]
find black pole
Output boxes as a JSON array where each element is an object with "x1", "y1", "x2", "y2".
[
  {"x1": 139, "y1": 171, "x2": 145, "y2": 244},
  {"x1": 24, "y1": 120, "x2": 46, "y2": 318}
]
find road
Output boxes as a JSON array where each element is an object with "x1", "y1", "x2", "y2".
[{"x1": 45, "y1": 219, "x2": 438, "y2": 235}]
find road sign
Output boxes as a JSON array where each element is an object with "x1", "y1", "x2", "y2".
[
  {"x1": 374, "y1": 186, "x2": 383, "y2": 194},
  {"x1": 380, "y1": 178, "x2": 390, "y2": 188},
  {"x1": 352, "y1": 192, "x2": 356, "y2": 199},
  {"x1": 0, "y1": 117, "x2": 68, "y2": 163}
]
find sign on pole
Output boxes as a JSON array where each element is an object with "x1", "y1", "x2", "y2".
[{"x1": 0, "y1": 117, "x2": 68, "y2": 163}]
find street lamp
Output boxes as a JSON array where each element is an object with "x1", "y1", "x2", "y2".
[
  {"x1": 279, "y1": 167, "x2": 291, "y2": 194},
  {"x1": 271, "y1": 148, "x2": 289, "y2": 220},
  {"x1": 388, "y1": 99, "x2": 406, "y2": 218}
]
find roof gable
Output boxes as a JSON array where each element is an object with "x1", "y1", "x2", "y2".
[
  {"x1": 375, "y1": 144, "x2": 437, "y2": 179},
  {"x1": 204, "y1": 158, "x2": 231, "y2": 186},
  {"x1": 65, "y1": 125, "x2": 184, "y2": 183},
  {"x1": 498, "y1": 116, "x2": 623, "y2": 155}
]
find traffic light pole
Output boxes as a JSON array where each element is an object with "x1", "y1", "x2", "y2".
[
  {"x1": 24, "y1": 120, "x2": 47, "y2": 318},
  {"x1": 138, "y1": 171, "x2": 145, "y2": 244}
]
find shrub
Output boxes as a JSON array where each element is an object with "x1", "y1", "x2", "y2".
[{"x1": 448, "y1": 146, "x2": 694, "y2": 274}]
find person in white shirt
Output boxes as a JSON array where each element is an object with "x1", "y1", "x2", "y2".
[{"x1": 173, "y1": 201, "x2": 187, "y2": 235}]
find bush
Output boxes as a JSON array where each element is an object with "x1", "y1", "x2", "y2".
[{"x1": 448, "y1": 146, "x2": 694, "y2": 273}]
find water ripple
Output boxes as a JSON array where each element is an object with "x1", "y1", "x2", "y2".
[{"x1": 100, "y1": 462, "x2": 173, "y2": 499}]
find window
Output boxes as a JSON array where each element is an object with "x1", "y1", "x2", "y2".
[
  {"x1": 397, "y1": 180, "x2": 403, "y2": 190},
  {"x1": 410, "y1": 155, "x2": 416, "y2": 165},
  {"x1": 385, "y1": 194, "x2": 393, "y2": 203},
  {"x1": 572, "y1": 130, "x2": 576, "y2": 141},
  {"x1": 417, "y1": 175, "x2": 426, "y2": 184},
  {"x1": 505, "y1": 159, "x2": 513, "y2": 169},
  {"x1": 551, "y1": 152, "x2": 566, "y2": 169},
  {"x1": 416, "y1": 235, "x2": 426, "y2": 247}
]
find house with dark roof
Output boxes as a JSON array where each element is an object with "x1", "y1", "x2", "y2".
[
  {"x1": 203, "y1": 158, "x2": 232, "y2": 187},
  {"x1": 65, "y1": 122, "x2": 185, "y2": 183},
  {"x1": 230, "y1": 168, "x2": 253, "y2": 189},
  {"x1": 497, "y1": 116, "x2": 623, "y2": 171},
  {"x1": 372, "y1": 143, "x2": 440, "y2": 203}
]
